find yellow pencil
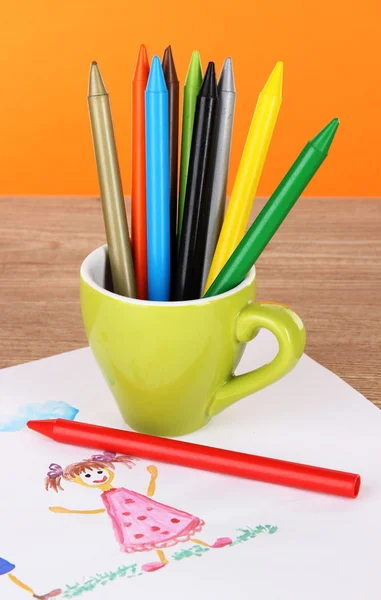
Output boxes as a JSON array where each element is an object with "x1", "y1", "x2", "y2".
[{"x1": 204, "y1": 61, "x2": 283, "y2": 292}]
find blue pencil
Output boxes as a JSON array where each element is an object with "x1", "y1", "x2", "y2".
[{"x1": 145, "y1": 56, "x2": 170, "y2": 301}]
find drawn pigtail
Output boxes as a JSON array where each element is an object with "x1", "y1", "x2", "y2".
[
  {"x1": 45, "y1": 463, "x2": 64, "y2": 492},
  {"x1": 91, "y1": 451, "x2": 136, "y2": 470},
  {"x1": 113, "y1": 454, "x2": 137, "y2": 469}
]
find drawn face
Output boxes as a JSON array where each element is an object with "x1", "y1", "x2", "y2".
[{"x1": 73, "y1": 467, "x2": 115, "y2": 488}]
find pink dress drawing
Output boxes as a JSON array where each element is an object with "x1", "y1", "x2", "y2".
[{"x1": 101, "y1": 488, "x2": 205, "y2": 553}]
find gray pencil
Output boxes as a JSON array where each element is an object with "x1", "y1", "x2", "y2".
[
  {"x1": 88, "y1": 61, "x2": 136, "y2": 298},
  {"x1": 201, "y1": 58, "x2": 236, "y2": 292}
]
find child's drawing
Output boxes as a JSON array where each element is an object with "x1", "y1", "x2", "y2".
[
  {"x1": 0, "y1": 401, "x2": 79, "y2": 432},
  {"x1": 0, "y1": 556, "x2": 61, "y2": 599},
  {"x1": 46, "y1": 452, "x2": 232, "y2": 572}
]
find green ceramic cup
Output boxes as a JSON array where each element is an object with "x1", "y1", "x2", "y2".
[{"x1": 80, "y1": 245, "x2": 306, "y2": 437}]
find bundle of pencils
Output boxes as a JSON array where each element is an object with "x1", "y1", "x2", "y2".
[{"x1": 88, "y1": 48, "x2": 339, "y2": 302}]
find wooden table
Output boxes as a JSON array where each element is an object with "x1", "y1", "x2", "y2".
[{"x1": 1, "y1": 197, "x2": 380, "y2": 407}]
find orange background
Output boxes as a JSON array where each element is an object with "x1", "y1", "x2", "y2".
[{"x1": 0, "y1": 0, "x2": 380, "y2": 196}]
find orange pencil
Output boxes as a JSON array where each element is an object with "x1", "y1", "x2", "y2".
[{"x1": 131, "y1": 45, "x2": 150, "y2": 299}]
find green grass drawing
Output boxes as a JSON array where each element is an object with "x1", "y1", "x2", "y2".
[{"x1": 62, "y1": 524, "x2": 278, "y2": 598}]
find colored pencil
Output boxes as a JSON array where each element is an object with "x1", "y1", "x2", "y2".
[
  {"x1": 145, "y1": 56, "x2": 170, "y2": 301},
  {"x1": 175, "y1": 62, "x2": 219, "y2": 301},
  {"x1": 205, "y1": 118, "x2": 340, "y2": 297},
  {"x1": 162, "y1": 46, "x2": 179, "y2": 296},
  {"x1": 177, "y1": 51, "x2": 203, "y2": 243},
  {"x1": 131, "y1": 45, "x2": 150, "y2": 300},
  {"x1": 88, "y1": 62, "x2": 136, "y2": 298},
  {"x1": 201, "y1": 58, "x2": 236, "y2": 291},
  {"x1": 27, "y1": 418, "x2": 360, "y2": 498},
  {"x1": 205, "y1": 62, "x2": 283, "y2": 292}
]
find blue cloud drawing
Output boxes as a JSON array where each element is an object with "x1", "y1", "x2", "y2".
[{"x1": 0, "y1": 401, "x2": 79, "y2": 432}]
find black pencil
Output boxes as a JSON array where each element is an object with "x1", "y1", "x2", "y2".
[{"x1": 174, "y1": 62, "x2": 219, "y2": 301}]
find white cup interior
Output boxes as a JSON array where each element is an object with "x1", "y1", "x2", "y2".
[{"x1": 81, "y1": 245, "x2": 255, "y2": 306}]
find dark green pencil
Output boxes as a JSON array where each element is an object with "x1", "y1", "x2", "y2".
[{"x1": 204, "y1": 118, "x2": 340, "y2": 298}]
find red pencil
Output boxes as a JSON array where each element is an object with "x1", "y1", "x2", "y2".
[
  {"x1": 27, "y1": 419, "x2": 360, "y2": 499},
  {"x1": 131, "y1": 45, "x2": 150, "y2": 300}
]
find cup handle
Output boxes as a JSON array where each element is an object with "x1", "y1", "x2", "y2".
[{"x1": 208, "y1": 302, "x2": 306, "y2": 417}]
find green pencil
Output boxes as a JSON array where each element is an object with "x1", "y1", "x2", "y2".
[
  {"x1": 177, "y1": 50, "x2": 203, "y2": 243},
  {"x1": 204, "y1": 118, "x2": 340, "y2": 298}
]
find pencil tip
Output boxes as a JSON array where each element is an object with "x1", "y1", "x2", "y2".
[
  {"x1": 185, "y1": 50, "x2": 203, "y2": 89},
  {"x1": 88, "y1": 61, "x2": 107, "y2": 96},
  {"x1": 218, "y1": 57, "x2": 235, "y2": 93},
  {"x1": 199, "y1": 62, "x2": 218, "y2": 98},
  {"x1": 310, "y1": 118, "x2": 340, "y2": 155},
  {"x1": 27, "y1": 419, "x2": 55, "y2": 437},
  {"x1": 162, "y1": 45, "x2": 178, "y2": 83},
  {"x1": 261, "y1": 61, "x2": 283, "y2": 98},
  {"x1": 133, "y1": 44, "x2": 149, "y2": 81},
  {"x1": 139, "y1": 44, "x2": 148, "y2": 60},
  {"x1": 146, "y1": 56, "x2": 167, "y2": 93}
]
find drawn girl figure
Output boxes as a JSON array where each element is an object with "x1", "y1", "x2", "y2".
[
  {"x1": 46, "y1": 452, "x2": 232, "y2": 572},
  {"x1": 0, "y1": 557, "x2": 61, "y2": 599}
]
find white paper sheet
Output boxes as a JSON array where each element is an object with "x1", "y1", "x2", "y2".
[{"x1": 1, "y1": 330, "x2": 380, "y2": 600}]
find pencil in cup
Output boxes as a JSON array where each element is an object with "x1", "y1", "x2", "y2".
[
  {"x1": 175, "y1": 62, "x2": 219, "y2": 301},
  {"x1": 201, "y1": 57, "x2": 236, "y2": 292},
  {"x1": 205, "y1": 118, "x2": 340, "y2": 298},
  {"x1": 131, "y1": 45, "x2": 150, "y2": 300},
  {"x1": 204, "y1": 62, "x2": 283, "y2": 293},
  {"x1": 162, "y1": 45, "x2": 179, "y2": 297},
  {"x1": 88, "y1": 62, "x2": 136, "y2": 298},
  {"x1": 178, "y1": 50, "x2": 203, "y2": 243},
  {"x1": 145, "y1": 57, "x2": 171, "y2": 301}
]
